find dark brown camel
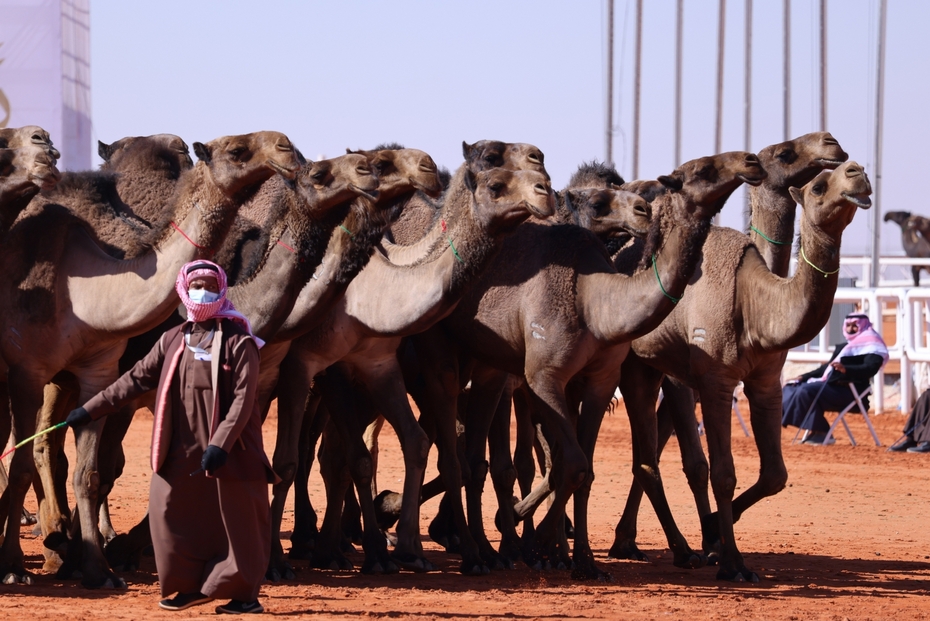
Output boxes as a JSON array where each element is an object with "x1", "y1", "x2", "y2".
[{"x1": 883, "y1": 211, "x2": 930, "y2": 286}]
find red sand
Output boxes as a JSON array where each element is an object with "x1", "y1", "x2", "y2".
[{"x1": 3, "y1": 398, "x2": 928, "y2": 620}]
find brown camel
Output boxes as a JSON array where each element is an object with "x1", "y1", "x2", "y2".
[
  {"x1": 608, "y1": 133, "x2": 850, "y2": 572},
  {"x1": 883, "y1": 211, "x2": 930, "y2": 286},
  {"x1": 613, "y1": 159, "x2": 870, "y2": 583},
  {"x1": 0, "y1": 131, "x2": 300, "y2": 588},
  {"x1": 0, "y1": 144, "x2": 61, "y2": 230},
  {"x1": 395, "y1": 151, "x2": 765, "y2": 580},
  {"x1": 0, "y1": 125, "x2": 60, "y2": 163},
  {"x1": 278, "y1": 166, "x2": 554, "y2": 578}
]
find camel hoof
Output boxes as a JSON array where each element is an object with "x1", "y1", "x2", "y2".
[
  {"x1": 391, "y1": 552, "x2": 434, "y2": 573},
  {"x1": 530, "y1": 561, "x2": 543, "y2": 571},
  {"x1": 3, "y1": 571, "x2": 32, "y2": 585},
  {"x1": 384, "y1": 531, "x2": 398, "y2": 548},
  {"x1": 556, "y1": 561, "x2": 568, "y2": 571},
  {"x1": 460, "y1": 562, "x2": 490, "y2": 576},
  {"x1": 101, "y1": 576, "x2": 127, "y2": 589},
  {"x1": 673, "y1": 552, "x2": 707, "y2": 570},
  {"x1": 717, "y1": 567, "x2": 760, "y2": 583},
  {"x1": 607, "y1": 542, "x2": 650, "y2": 562},
  {"x1": 361, "y1": 561, "x2": 384, "y2": 575}
]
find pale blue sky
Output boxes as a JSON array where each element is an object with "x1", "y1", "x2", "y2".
[{"x1": 89, "y1": 0, "x2": 930, "y2": 256}]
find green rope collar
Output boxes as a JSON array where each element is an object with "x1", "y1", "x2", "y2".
[
  {"x1": 652, "y1": 254, "x2": 681, "y2": 304},
  {"x1": 800, "y1": 246, "x2": 839, "y2": 277},
  {"x1": 750, "y1": 224, "x2": 789, "y2": 245},
  {"x1": 339, "y1": 224, "x2": 354, "y2": 238}
]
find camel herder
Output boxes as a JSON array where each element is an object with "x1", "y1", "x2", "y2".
[{"x1": 68, "y1": 260, "x2": 278, "y2": 614}]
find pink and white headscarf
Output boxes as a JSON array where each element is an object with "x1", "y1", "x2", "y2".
[
  {"x1": 818, "y1": 313, "x2": 888, "y2": 380},
  {"x1": 175, "y1": 260, "x2": 264, "y2": 348}
]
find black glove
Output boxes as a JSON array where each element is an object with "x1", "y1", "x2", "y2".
[
  {"x1": 201, "y1": 445, "x2": 228, "y2": 474},
  {"x1": 66, "y1": 407, "x2": 92, "y2": 428}
]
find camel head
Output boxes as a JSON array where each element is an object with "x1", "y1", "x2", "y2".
[
  {"x1": 99, "y1": 134, "x2": 194, "y2": 178},
  {"x1": 789, "y1": 161, "x2": 872, "y2": 236},
  {"x1": 0, "y1": 143, "x2": 60, "y2": 195},
  {"x1": 349, "y1": 147, "x2": 443, "y2": 201},
  {"x1": 907, "y1": 215, "x2": 930, "y2": 239},
  {"x1": 462, "y1": 140, "x2": 549, "y2": 180},
  {"x1": 566, "y1": 160, "x2": 625, "y2": 190},
  {"x1": 883, "y1": 210, "x2": 912, "y2": 228},
  {"x1": 563, "y1": 188, "x2": 650, "y2": 241},
  {"x1": 756, "y1": 132, "x2": 848, "y2": 192},
  {"x1": 0, "y1": 125, "x2": 60, "y2": 162},
  {"x1": 297, "y1": 153, "x2": 380, "y2": 210},
  {"x1": 192, "y1": 131, "x2": 301, "y2": 198},
  {"x1": 621, "y1": 179, "x2": 668, "y2": 204},
  {"x1": 659, "y1": 151, "x2": 766, "y2": 216},
  {"x1": 466, "y1": 168, "x2": 554, "y2": 235}
]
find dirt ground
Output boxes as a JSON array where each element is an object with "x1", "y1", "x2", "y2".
[{"x1": 2, "y1": 396, "x2": 928, "y2": 620}]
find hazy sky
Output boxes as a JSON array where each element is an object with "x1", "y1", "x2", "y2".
[{"x1": 89, "y1": 0, "x2": 930, "y2": 257}]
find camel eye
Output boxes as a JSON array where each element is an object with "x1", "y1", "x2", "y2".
[
  {"x1": 812, "y1": 182, "x2": 826, "y2": 195},
  {"x1": 529, "y1": 152, "x2": 544, "y2": 164},
  {"x1": 484, "y1": 153, "x2": 503, "y2": 166},
  {"x1": 310, "y1": 169, "x2": 327, "y2": 181},
  {"x1": 488, "y1": 182, "x2": 505, "y2": 195},
  {"x1": 229, "y1": 147, "x2": 248, "y2": 159}
]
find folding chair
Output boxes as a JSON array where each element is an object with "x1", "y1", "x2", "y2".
[{"x1": 793, "y1": 381, "x2": 882, "y2": 446}]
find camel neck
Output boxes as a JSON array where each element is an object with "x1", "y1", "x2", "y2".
[{"x1": 749, "y1": 185, "x2": 797, "y2": 277}]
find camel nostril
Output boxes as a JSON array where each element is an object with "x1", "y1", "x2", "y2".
[
  {"x1": 533, "y1": 183, "x2": 549, "y2": 194},
  {"x1": 356, "y1": 166, "x2": 371, "y2": 176}
]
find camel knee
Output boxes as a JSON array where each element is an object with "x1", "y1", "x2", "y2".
[
  {"x1": 403, "y1": 431, "x2": 430, "y2": 470},
  {"x1": 759, "y1": 464, "x2": 788, "y2": 495},
  {"x1": 710, "y1": 471, "x2": 737, "y2": 500},
  {"x1": 275, "y1": 462, "x2": 297, "y2": 484},
  {"x1": 490, "y1": 461, "x2": 516, "y2": 490},
  {"x1": 682, "y1": 459, "x2": 709, "y2": 492},
  {"x1": 349, "y1": 452, "x2": 373, "y2": 483}
]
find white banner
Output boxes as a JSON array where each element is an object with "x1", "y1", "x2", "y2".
[{"x1": 0, "y1": 0, "x2": 91, "y2": 170}]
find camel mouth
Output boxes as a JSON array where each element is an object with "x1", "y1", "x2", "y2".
[
  {"x1": 815, "y1": 158, "x2": 846, "y2": 169},
  {"x1": 267, "y1": 159, "x2": 300, "y2": 181},
  {"x1": 737, "y1": 173, "x2": 765, "y2": 187},
  {"x1": 413, "y1": 178, "x2": 444, "y2": 199},
  {"x1": 842, "y1": 192, "x2": 872, "y2": 208},
  {"x1": 350, "y1": 184, "x2": 380, "y2": 201}
]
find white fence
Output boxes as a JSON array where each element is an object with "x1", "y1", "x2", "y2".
[{"x1": 785, "y1": 256, "x2": 930, "y2": 412}]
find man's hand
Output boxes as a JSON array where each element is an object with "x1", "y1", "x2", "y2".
[
  {"x1": 830, "y1": 361, "x2": 847, "y2": 374},
  {"x1": 201, "y1": 445, "x2": 228, "y2": 475},
  {"x1": 66, "y1": 407, "x2": 92, "y2": 428}
]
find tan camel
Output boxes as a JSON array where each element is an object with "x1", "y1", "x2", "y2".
[
  {"x1": 614, "y1": 160, "x2": 870, "y2": 583},
  {"x1": 0, "y1": 125, "x2": 60, "y2": 162},
  {"x1": 0, "y1": 131, "x2": 300, "y2": 588},
  {"x1": 609, "y1": 133, "x2": 850, "y2": 569},
  {"x1": 883, "y1": 211, "x2": 930, "y2": 285},
  {"x1": 395, "y1": 151, "x2": 764, "y2": 579}
]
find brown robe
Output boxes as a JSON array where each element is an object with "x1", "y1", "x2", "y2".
[{"x1": 84, "y1": 318, "x2": 278, "y2": 600}]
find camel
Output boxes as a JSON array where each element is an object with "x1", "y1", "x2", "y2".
[
  {"x1": 92, "y1": 147, "x2": 432, "y2": 576},
  {"x1": 883, "y1": 211, "x2": 930, "y2": 286},
  {"x1": 607, "y1": 133, "x2": 850, "y2": 571},
  {"x1": 0, "y1": 131, "x2": 300, "y2": 588},
  {"x1": 391, "y1": 151, "x2": 765, "y2": 580},
  {"x1": 0, "y1": 125, "x2": 60, "y2": 162},
  {"x1": 0, "y1": 144, "x2": 61, "y2": 230},
  {"x1": 266, "y1": 143, "x2": 551, "y2": 579},
  {"x1": 612, "y1": 159, "x2": 870, "y2": 583}
]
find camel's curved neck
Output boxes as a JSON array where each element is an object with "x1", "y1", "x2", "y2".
[
  {"x1": 744, "y1": 214, "x2": 843, "y2": 351},
  {"x1": 342, "y1": 192, "x2": 501, "y2": 336},
  {"x1": 66, "y1": 172, "x2": 244, "y2": 335},
  {"x1": 749, "y1": 184, "x2": 797, "y2": 276},
  {"x1": 0, "y1": 189, "x2": 38, "y2": 233},
  {"x1": 580, "y1": 198, "x2": 711, "y2": 343}
]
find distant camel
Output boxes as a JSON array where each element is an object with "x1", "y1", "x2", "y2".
[{"x1": 884, "y1": 210, "x2": 930, "y2": 285}]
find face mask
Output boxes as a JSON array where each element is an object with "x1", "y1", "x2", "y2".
[{"x1": 189, "y1": 289, "x2": 220, "y2": 304}]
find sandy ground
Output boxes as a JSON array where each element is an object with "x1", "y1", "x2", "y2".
[{"x1": 2, "y1": 396, "x2": 928, "y2": 620}]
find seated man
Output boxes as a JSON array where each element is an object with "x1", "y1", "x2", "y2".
[
  {"x1": 782, "y1": 313, "x2": 889, "y2": 445},
  {"x1": 888, "y1": 387, "x2": 930, "y2": 453}
]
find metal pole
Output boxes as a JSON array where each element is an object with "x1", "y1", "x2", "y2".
[
  {"x1": 784, "y1": 0, "x2": 791, "y2": 141},
  {"x1": 820, "y1": 0, "x2": 827, "y2": 131},
  {"x1": 633, "y1": 0, "x2": 643, "y2": 180},
  {"x1": 606, "y1": 0, "x2": 614, "y2": 166},
  {"x1": 675, "y1": 0, "x2": 683, "y2": 167},
  {"x1": 744, "y1": 0, "x2": 752, "y2": 229},
  {"x1": 715, "y1": 0, "x2": 726, "y2": 156},
  {"x1": 871, "y1": 0, "x2": 887, "y2": 289}
]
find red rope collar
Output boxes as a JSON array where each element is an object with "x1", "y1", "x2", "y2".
[{"x1": 170, "y1": 222, "x2": 212, "y2": 254}]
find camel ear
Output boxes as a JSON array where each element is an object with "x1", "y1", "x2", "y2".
[
  {"x1": 462, "y1": 141, "x2": 475, "y2": 161},
  {"x1": 563, "y1": 190, "x2": 578, "y2": 212},
  {"x1": 193, "y1": 142, "x2": 212, "y2": 163},
  {"x1": 658, "y1": 175, "x2": 683, "y2": 192},
  {"x1": 294, "y1": 148, "x2": 308, "y2": 166},
  {"x1": 98, "y1": 140, "x2": 113, "y2": 162},
  {"x1": 788, "y1": 186, "x2": 803, "y2": 205}
]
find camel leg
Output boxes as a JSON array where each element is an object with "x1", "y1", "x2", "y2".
[
  {"x1": 488, "y1": 376, "x2": 522, "y2": 563},
  {"x1": 363, "y1": 415, "x2": 385, "y2": 498},
  {"x1": 461, "y1": 364, "x2": 513, "y2": 570},
  {"x1": 309, "y1": 419, "x2": 355, "y2": 572},
  {"x1": 32, "y1": 373, "x2": 78, "y2": 571},
  {"x1": 519, "y1": 374, "x2": 585, "y2": 571},
  {"x1": 104, "y1": 513, "x2": 151, "y2": 572},
  {"x1": 699, "y1": 381, "x2": 759, "y2": 582},
  {"x1": 732, "y1": 373, "x2": 788, "y2": 522},
  {"x1": 349, "y1": 356, "x2": 441, "y2": 573},
  {"x1": 66, "y1": 371, "x2": 126, "y2": 589},
  {"x1": 266, "y1": 348, "x2": 312, "y2": 581},
  {"x1": 617, "y1": 358, "x2": 704, "y2": 569},
  {"x1": 288, "y1": 391, "x2": 324, "y2": 560},
  {"x1": 0, "y1": 369, "x2": 44, "y2": 584},
  {"x1": 313, "y1": 367, "x2": 396, "y2": 575}
]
